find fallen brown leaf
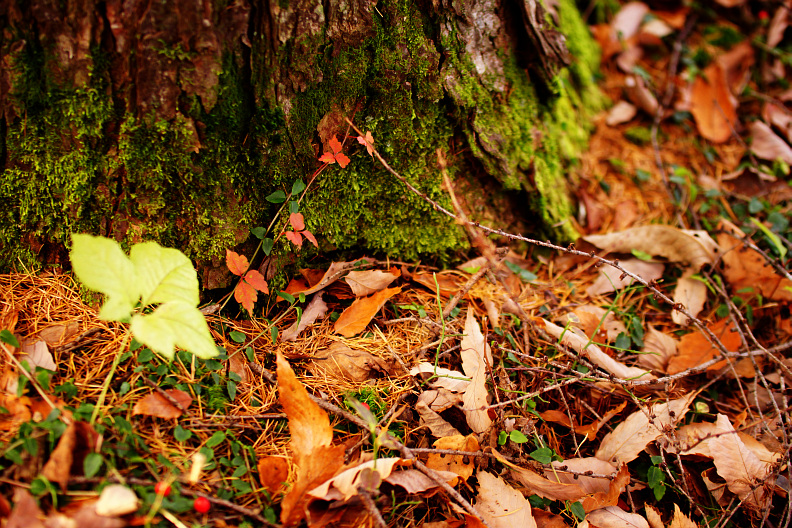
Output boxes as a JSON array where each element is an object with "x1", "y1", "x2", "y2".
[
  {"x1": 6, "y1": 488, "x2": 44, "y2": 528},
  {"x1": 690, "y1": 62, "x2": 738, "y2": 143},
  {"x1": 667, "y1": 318, "x2": 744, "y2": 375},
  {"x1": 132, "y1": 389, "x2": 193, "y2": 419},
  {"x1": 334, "y1": 287, "x2": 401, "y2": 337},
  {"x1": 586, "y1": 506, "x2": 649, "y2": 528},
  {"x1": 637, "y1": 326, "x2": 677, "y2": 372},
  {"x1": 257, "y1": 455, "x2": 289, "y2": 495},
  {"x1": 281, "y1": 293, "x2": 328, "y2": 342},
  {"x1": 474, "y1": 471, "x2": 537, "y2": 528},
  {"x1": 41, "y1": 420, "x2": 100, "y2": 490},
  {"x1": 426, "y1": 435, "x2": 479, "y2": 483},
  {"x1": 671, "y1": 270, "x2": 707, "y2": 326},
  {"x1": 749, "y1": 120, "x2": 792, "y2": 164},
  {"x1": 344, "y1": 268, "x2": 400, "y2": 297},
  {"x1": 308, "y1": 341, "x2": 392, "y2": 382}
]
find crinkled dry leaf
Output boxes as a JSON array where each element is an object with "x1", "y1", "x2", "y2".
[
  {"x1": 637, "y1": 326, "x2": 677, "y2": 372},
  {"x1": 344, "y1": 268, "x2": 400, "y2": 297},
  {"x1": 95, "y1": 484, "x2": 139, "y2": 516},
  {"x1": 586, "y1": 258, "x2": 664, "y2": 297},
  {"x1": 334, "y1": 287, "x2": 401, "y2": 337},
  {"x1": 416, "y1": 398, "x2": 461, "y2": 438},
  {"x1": 18, "y1": 339, "x2": 56, "y2": 372},
  {"x1": 461, "y1": 310, "x2": 493, "y2": 376},
  {"x1": 586, "y1": 506, "x2": 649, "y2": 528},
  {"x1": 257, "y1": 456, "x2": 289, "y2": 495},
  {"x1": 749, "y1": 120, "x2": 792, "y2": 164},
  {"x1": 541, "y1": 320, "x2": 655, "y2": 381},
  {"x1": 37, "y1": 321, "x2": 79, "y2": 345},
  {"x1": 510, "y1": 465, "x2": 586, "y2": 501},
  {"x1": 672, "y1": 271, "x2": 707, "y2": 326},
  {"x1": 663, "y1": 421, "x2": 782, "y2": 466},
  {"x1": 277, "y1": 352, "x2": 345, "y2": 525},
  {"x1": 645, "y1": 505, "x2": 663, "y2": 528},
  {"x1": 132, "y1": 389, "x2": 192, "y2": 419},
  {"x1": 595, "y1": 395, "x2": 694, "y2": 465},
  {"x1": 281, "y1": 293, "x2": 328, "y2": 342},
  {"x1": 667, "y1": 318, "x2": 744, "y2": 375},
  {"x1": 41, "y1": 420, "x2": 100, "y2": 490},
  {"x1": 309, "y1": 341, "x2": 391, "y2": 382},
  {"x1": 764, "y1": 102, "x2": 792, "y2": 143},
  {"x1": 580, "y1": 464, "x2": 630, "y2": 512},
  {"x1": 6, "y1": 489, "x2": 44, "y2": 528},
  {"x1": 691, "y1": 62, "x2": 737, "y2": 143},
  {"x1": 426, "y1": 435, "x2": 479, "y2": 482},
  {"x1": 548, "y1": 457, "x2": 618, "y2": 495},
  {"x1": 709, "y1": 414, "x2": 774, "y2": 510},
  {"x1": 570, "y1": 305, "x2": 628, "y2": 343},
  {"x1": 541, "y1": 402, "x2": 626, "y2": 441},
  {"x1": 668, "y1": 504, "x2": 698, "y2": 528},
  {"x1": 624, "y1": 75, "x2": 658, "y2": 115},
  {"x1": 474, "y1": 471, "x2": 537, "y2": 528},
  {"x1": 410, "y1": 363, "x2": 470, "y2": 392},
  {"x1": 385, "y1": 468, "x2": 460, "y2": 494},
  {"x1": 584, "y1": 226, "x2": 719, "y2": 270},
  {"x1": 308, "y1": 458, "x2": 406, "y2": 501},
  {"x1": 411, "y1": 271, "x2": 464, "y2": 297},
  {"x1": 463, "y1": 366, "x2": 492, "y2": 433}
]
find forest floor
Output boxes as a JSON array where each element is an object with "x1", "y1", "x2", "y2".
[{"x1": 2, "y1": 2, "x2": 792, "y2": 528}]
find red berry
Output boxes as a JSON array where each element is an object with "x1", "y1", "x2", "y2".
[
  {"x1": 154, "y1": 482, "x2": 171, "y2": 497},
  {"x1": 193, "y1": 496, "x2": 211, "y2": 514},
  {"x1": 362, "y1": 402, "x2": 370, "y2": 410},
  {"x1": 759, "y1": 10, "x2": 769, "y2": 20}
]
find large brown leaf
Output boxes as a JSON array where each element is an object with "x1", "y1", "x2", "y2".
[
  {"x1": 334, "y1": 287, "x2": 401, "y2": 337},
  {"x1": 474, "y1": 472, "x2": 537, "y2": 528},
  {"x1": 690, "y1": 62, "x2": 738, "y2": 143},
  {"x1": 277, "y1": 352, "x2": 344, "y2": 526},
  {"x1": 132, "y1": 389, "x2": 193, "y2": 419},
  {"x1": 667, "y1": 318, "x2": 745, "y2": 375}
]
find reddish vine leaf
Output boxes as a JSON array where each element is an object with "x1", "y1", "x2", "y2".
[
  {"x1": 289, "y1": 213, "x2": 305, "y2": 231},
  {"x1": 226, "y1": 249, "x2": 249, "y2": 277},
  {"x1": 302, "y1": 230, "x2": 318, "y2": 248},
  {"x1": 234, "y1": 270, "x2": 269, "y2": 313},
  {"x1": 357, "y1": 131, "x2": 375, "y2": 156},
  {"x1": 318, "y1": 135, "x2": 351, "y2": 168},
  {"x1": 285, "y1": 231, "x2": 303, "y2": 248}
]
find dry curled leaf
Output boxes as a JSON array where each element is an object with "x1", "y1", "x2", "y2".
[
  {"x1": 474, "y1": 471, "x2": 537, "y2": 528},
  {"x1": 586, "y1": 258, "x2": 664, "y2": 296},
  {"x1": 690, "y1": 62, "x2": 738, "y2": 144},
  {"x1": 344, "y1": 268, "x2": 400, "y2": 297},
  {"x1": 671, "y1": 270, "x2": 707, "y2": 326},
  {"x1": 308, "y1": 458, "x2": 407, "y2": 501},
  {"x1": 132, "y1": 389, "x2": 193, "y2": 419},
  {"x1": 586, "y1": 506, "x2": 650, "y2": 528},
  {"x1": 308, "y1": 341, "x2": 391, "y2": 382},
  {"x1": 426, "y1": 435, "x2": 479, "y2": 482},
  {"x1": 281, "y1": 293, "x2": 328, "y2": 342},
  {"x1": 334, "y1": 287, "x2": 401, "y2": 337}
]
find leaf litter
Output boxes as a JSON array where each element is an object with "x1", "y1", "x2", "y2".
[{"x1": 2, "y1": 3, "x2": 792, "y2": 527}]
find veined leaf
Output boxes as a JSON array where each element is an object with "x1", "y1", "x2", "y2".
[
  {"x1": 70, "y1": 234, "x2": 139, "y2": 321},
  {"x1": 130, "y1": 242, "x2": 200, "y2": 307},
  {"x1": 130, "y1": 302, "x2": 218, "y2": 360}
]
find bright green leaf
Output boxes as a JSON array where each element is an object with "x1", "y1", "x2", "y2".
[
  {"x1": 70, "y1": 234, "x2": 139, "y2": 321},
  {"x1": 130, "y1": 302, "x2": 218, "y2": 360},
  {"x1": 130, "y1": 242, "x2": 199, "y2": 307},
  {"x1": 569, "y1": 501, "x2": 586, "y2": 521},
  {"x1": 509, "y1": 430, "x2": 529, "y2": 443},
  {"x1": 751, "y1": 217, "x2": 787, "y2": 259},
  {"x1": 291, "y1": 179, "x2": 306, "y2": 195},
  {"x1": 83, "y1": 453, "x2": 103, "y2": 478},
  {"x1": 530, "y1": 447, "x2": 554, "y2": 464},
  {"x1": 0, "y1": 330, "x2": 19, "y2": 348},
  {"x1": 266, "y1": 190, "x2": 286, "y2": 203}
]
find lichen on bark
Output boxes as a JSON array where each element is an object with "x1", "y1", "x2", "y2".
[{"x1": 0, "y1": 0, "x2": 603, "y2": 281}]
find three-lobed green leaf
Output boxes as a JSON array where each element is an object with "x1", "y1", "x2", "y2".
[{"x1": 70, "y1": 234, "x2": 217, "y2": 360}]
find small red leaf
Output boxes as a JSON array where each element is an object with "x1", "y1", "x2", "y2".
[
  {"x1": 285, "y1": 231, "x2": 303, "y2": 247},
  {"x1": 234, "y1": 281, "x2": 258, "y2": 313},
  {"x1": 226, "y1": 249, "x2": 249, "y2": 277},
  {"x1": 328, "y1": 135, "x2": 343, "y2": 154},
  {"x1": 357, "y1": 131, "x2": 375, "y2": 156},
  {"x1": 302, "y1": 230, "x2": 318, "y2": 248},
  {"x1": 290, "y1": 213, "x2": 305, "y2": 231},
  {"x1": 244, "y1": 270, "x2": 269, "y2": 294},
  {"x1": 335, "y1": 152, "x2": 351, "y2": 168},
  {"x1": 319, "y1": 152, "x2": 335, "y2": 164}
]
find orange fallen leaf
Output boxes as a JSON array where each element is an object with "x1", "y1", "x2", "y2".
[
  {"x1": 426, "y1": 435, "x2": 479, "y2": 483},
  {"x1": 667, "y1": 318, "x2": 743, "y2": 375},
  {"x1": 257, "y1": 455, "x2": 290, "y2": 495},
  {"x1": 42, "y1": 421, "x2": 101, "y2": 489},
  {"x1": 132, "y1": 389, "x2": 193, "y2": 419},
  {"x1": 690, "y1": 62, "x2": 738, "y2": 143},
  {"x1": 334, "y1": 286, "x2": 401, "y2": 337}
]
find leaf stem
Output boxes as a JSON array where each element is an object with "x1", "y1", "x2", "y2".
[{"x1": 91, "y1": 331, "x2": 130, "y2": 426}]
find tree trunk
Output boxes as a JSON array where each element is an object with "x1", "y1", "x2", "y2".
[{"x1": 0, "y1": 0, "x2": 603, "y2": 284}]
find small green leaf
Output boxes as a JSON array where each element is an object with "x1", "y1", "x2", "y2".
[
  {"x1": 277, "y1": 291, "x2": 296, "y2": 303},
  {"x1": 751, "y1": 217, "x2": 787, "y2": 259},
  {"x1": 130, "y1": 241, "x2": 200, "y2": 307},
  {"x1": 530, "y1": 447, "x2": 554, "y2": 464},
  {"x1": 130, "y1": 302, "x2": 218, "y2": 360},
  {"x1": 266, "y1": 190, "x2": 286, "y2": 203},
  {"x1": 509, "y1": 430, "x2": 529, "y2": 443},
  {"x1": 504, "y1": 261, "x2": 537, "y2": 282},
  {"x1": 289, "y1": 200, "x2": 299, "y2": 214},
  {"x1": 569, "y1": 501, "x2": 586, "y2": 521},
  {"x1": 270, "y1": 326, "x2": 278, "y2": 343},
  {"x1": 83, "y1": 453, "x2": 103, "y2": 478},
  {"x1": 291, "y1": 179, "x2": 306, "y2": 195},
  {"x1": 174, "y1": 425, "x2": 192, "y2": 442},
  {"x1": 614, "y1": 333, "x2": 631, "y2": 350},
  {"x1": 229, "y1": 331, "x2": 246, "y2": 343},
  {"x1": 251, "y1": 226, "x2": 266, "y2": 239},
  {"x1": 498, "y1": 431, "x2": 508, "y2": 445},
  {"x1": 0, "y1": 330, "x2": 19, "y2": 348},
  {"x1": 206, "y1": 431, "x2": 226, "y2": 448},
  {"x1": 262, "y1": 238, "x2": 274, "y2": 256},
  {"x1": 631, "y1": 249, "x2": 653, "y2": 261},
  {"x1": 70, "y1": 234, "x2": 139, "y2": 321}
]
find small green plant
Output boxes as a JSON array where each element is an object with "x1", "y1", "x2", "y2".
[
  {"x1": 70, "y1": 234, "x2": 218, "y2": 423},
  {"x1": 647, "y1": 455, "x2": 667, "y2": 500}
]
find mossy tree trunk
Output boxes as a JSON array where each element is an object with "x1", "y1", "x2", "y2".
[{"x1": 0, "y1": 0, "x2": 603, "y2": 285}]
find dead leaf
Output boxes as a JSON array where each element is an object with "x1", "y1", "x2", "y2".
[
  {"x1": 37, "y1": 322, "x2": 79, "y2": 345},
  {"x1": 672, "y1": 270, "x2": 707, "y2": 325},
  {"x1": 6, "y1": 488, "x2": 44, "y2": 528},
  {"x1": 624, "y1": 75, "x2": 658, "y2": 116},
  {"x1": 749, "y1": 120, "x2": 792, "y2": 164},
  {"x1": 586, "y1": 506, "x2": 649, "y2": 528},
  {"x1": 584, "y1": 226, "x2": 719, "y2": 270},
  {"x1": 410, "y1": 363, "x2": 471, "y2": 392},
  {"x1": 18, "y1": 339, "x2": 56, "y2": 372},
  {"x1": 281, "y1": 293, "x2": 328, "y2": 342},
  {"x1": 644, "y1": 505, "x2": 663, "y2": 528},
  {"x1": 412, "y1": 271, "x2": 464, "y2": 297},
  {"x1": 690, "y1": 62, "x2": 738, "y2": 143},
  {"x1": 474, "y1": 471, "x2": 537, "y2": 528},
  {"x1": 426, "y1": 435, "x2": 479, "y2": 482},
  {"x1": 660, "y1": 421, "x2": 782, "y2": 466},
  {"x1": 580, "y1": 464, "x2": 630, "y2": 512},
  {"x1": 595, "y1": 395, "x2": 694, "y2": 465},
  {"x1": 570, "y1": 306, "x2": 628, "y2": 344},
  {"x1": 463, "y1": 367, "x2": 492, "y2": 433},
  {"x1": 709, "y1": 414, "x2": 774, "y2": 510},
  {"x1": 41, "y1": 421, "x2": 101, "y2": 490},
  {"x1": 606, "y1": 101, "x2": 637, "y2": 126},
  {"x1": 385, "y1": 468, "x2": 460, "y2": 494},
  {"x1": 334, "y1": 287, "x2": 401, "y2": 337},
  {"x1": 610, "y1": 2, "x2": 649, "y2": 42},
  {"x1": 541, "y1": 320, "x2": 655, "y2": 381},
  {"x1": 309, "y1": 341, "x2": 391, "y2": 382},
  {"x1": 586, "y1": 258, "x2": 664, "y2": 296},
  {"x1": 541, "y1": 401, "x2": 626, "y2": 441},
  {"x1": 257, "y1": 456, "x2": 289, "y2": 495},
  {"x1": 277, "y1": 352, "x2": 345, "y2": 526},
  {"x1": 716, "y1": 218, "x2": 792, "y2": 302},
  {"x1": 344, "y1": 268, "x2": 400, "y2": 297},
  {"x1": 668, "y1": 504, "x2": 698, "y2": 528},
  {"x1": 510, "y1": 465, "x2": 586, "y2": 501},
  {"x1": 419, "y1": 388, "x2": 463, "y2": 412},
  {"x1": 768, "y1": 5, "x2": 790, "y2": 48},
  {"x1": 308, "y1": 458, "x2": 406, "y2": 501},
  {"x1": 637, "y1": 326, "x2": 677, "y2": 372},
  {"x1": 416, "y1": 398, "x2": 461, "y2": 438},
  {"x1": 461, "y1": 310, "x2": 493, "y2": 377},
  {"x1": 548, "y1": 457, "x2": 619, "y2": 495},
  {"x1": 667, "y1": 318, "x2": 743, "y2": 375},
  {"x1": 95, "y1": 484, "x2": 139, "y2": 516},
  {"x1": 764, "y1": 102, "x2": 792, "y2": 143},
  {"x1": 132, "y1": 389, "x2": 193, "y2": 419},
  {"x1": 297, "y1": 261, "x2": 365, "y2": 297}
]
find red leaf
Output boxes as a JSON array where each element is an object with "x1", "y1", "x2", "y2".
[
  {"x1": 319, "y1": 152, "x2": 336, "y2": 164},
  {"x1": 226, "y1": 249, "x2": 249, "y2": 277},
  {"x1": 302, "y1": 230, "x2": 318, "y2": 248},
  {"x1": 244, "y1": 270, "x2": 269, "y2": 294},
  {"x1": 285, "y1": 231, "x2": 303, "y2": 247},
  {"x1": 328, "y1": 135, "x2": 343, "y2": 154},
  {"x1": 132, "y1": 389, "x2": 193, "y2": 419},
  {"x1": 335, "y1": 152, "x2": 351, "y2": 168},
  {"x1": 290, "y1": 213, "x2": 305, "y2": 231},
  {"x1": 234, "y1": 281, "x2": 258, "y2": 313},
  {"x1": 357, "y1": 131, "x2": 375, "y2": 156}
]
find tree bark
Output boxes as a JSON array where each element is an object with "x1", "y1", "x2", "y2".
[{"x1": 0, "y1": 0, "x2": 603, "y2": 283}]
